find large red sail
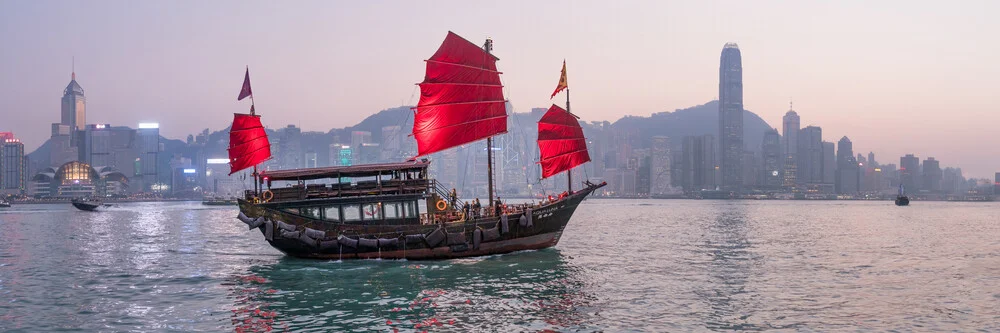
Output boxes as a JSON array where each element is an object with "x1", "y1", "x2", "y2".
[
  {"x1": 538, "y1": 104, "x2": 591, "y2": 179},
  {"x1": 228, "y1": 113, "x2": 271, "y2": 175},
  {"x1": 413, "y1": 31, "x2": 507, "y2": 156}
]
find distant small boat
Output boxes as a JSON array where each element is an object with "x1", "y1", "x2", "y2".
[
  {"x1": 0, "y1": 199, "x2": 11, "y2": 208},
  {"x1": 895, "y1": 184, "x2": 909, "y2": 206},
  {"x1": 72, "y1": 197, "x2": 108, "y2": 212}
]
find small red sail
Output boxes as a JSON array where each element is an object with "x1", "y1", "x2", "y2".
[
  {"x1": 228, "y1": 113, "x2": 271, "y2": 175},
  {"x1": 413, "y1": 31, "x2": 507, "y2": 156},
  {"x1": 538, "y1": 104, "x2": 590, "y2": 179}
]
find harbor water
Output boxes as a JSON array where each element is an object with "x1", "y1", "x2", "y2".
[{"x1": 1, "y1": 200, "x2": 998, "y2": 332}]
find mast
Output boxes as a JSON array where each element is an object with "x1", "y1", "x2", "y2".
[
  {"x1": 250, "y1": 94, "x2": 258, "y2": 195},
  {"x1": 566, "y1": 87, "x2": 572, "y2": 193},
  {"x1": 484, "y1": 37, "x2": 496, "y2": 211},
  {"x1": 231, "y1": 66, "x2": 271, "y2": 197}
]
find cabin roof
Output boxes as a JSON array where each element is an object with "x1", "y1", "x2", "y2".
[{"x1": 260, "y1": 161, "x2": 430, "y2": 181}]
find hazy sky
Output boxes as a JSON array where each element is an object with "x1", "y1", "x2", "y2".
[{"x1": 1, "y1": 1, "x2": 997, "y2": 177}]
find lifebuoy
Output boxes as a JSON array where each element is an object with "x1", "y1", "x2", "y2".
[
  {"x1": 262, "y1": 190, "x2": 274, "y2": 203},
  {"x1": 435, "y1": 199, "x2": 447, "y2": 211}
]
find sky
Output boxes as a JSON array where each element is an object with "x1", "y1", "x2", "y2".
[{"x1": 1, "y1": 0, "x2": 998, "y2": 178}]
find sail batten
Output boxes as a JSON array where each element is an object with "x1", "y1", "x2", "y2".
[
  {"x1": 413, "y1": 31, "x2": 508, "y2": 157},
  {"x1": 228, "y1": 113, "x2": 271, "y2": 175},
  {"x1": 538, "y1": 104, "x2": 590, "y2": 179}
]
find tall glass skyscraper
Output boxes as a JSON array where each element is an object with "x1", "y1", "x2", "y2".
[
  {"x1": 61, "y1": 72, "x2": 86, "y2": 132},
  {"x1": 719, "y1": 43, "x2": 743, "y2": 191}
]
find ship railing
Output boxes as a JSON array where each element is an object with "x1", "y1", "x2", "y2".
[{"x1": 430, "y1": 180, "x2": 457, "y2": 208}]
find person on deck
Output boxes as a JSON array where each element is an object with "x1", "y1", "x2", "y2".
[
  {"x1": 494, "y1": 199, "x2": 502, "y2": 217},
  {"x1": 473, "y1": 198, "x2": 481, "y2": 218},
  {"x1": 449, "y1": 188, "x2": 458, "y2": 207}
]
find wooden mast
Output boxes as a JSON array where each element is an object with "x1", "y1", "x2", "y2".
[
  {"x1": 249, "y1": 83, "x2": 259, "y2": 196},
  {"x1": 483, "y1": 38, "x2": 496, "y2": 213},
  {"x1": 566, "y1": 87, "x2": 572, "y2": 193}
]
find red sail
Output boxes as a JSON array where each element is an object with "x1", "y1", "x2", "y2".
[
  {"x1": 413, "y1": 31, "x2": 507, "y2": 156},
  {"x1": 228, "y1": 113, "x2": 271, "y2": 175},
  {"x1": 538, "y1": 104, "x2": 591, "y2": 179}
]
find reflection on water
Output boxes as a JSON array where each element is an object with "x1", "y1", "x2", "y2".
[
  {"x1": 1, "y1": 200, "x2": 999, "y2": 331},
  {"x1": 701, "y1": 203, "x2": 763, "y2": 331},
  {"x1": 226, "y1": 249, "x2": 595, "y2": 332}
]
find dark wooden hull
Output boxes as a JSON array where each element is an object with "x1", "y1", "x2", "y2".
[
  {"x1": 72, "y1": 202, "x2": 102, "y2": 211},
  {"x1": 237, "y1": 183, "x2": 602, "y2": 260},
  {"x1": 895, "y1": 196, "x2": 909, "y2": 206}
]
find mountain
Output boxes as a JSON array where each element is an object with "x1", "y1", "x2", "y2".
[{"x1": 610, "y1": 100, "x2": 775, "y2": 152}]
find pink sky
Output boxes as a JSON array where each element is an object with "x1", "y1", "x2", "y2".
[{"x1": 0, "y1": 1, "x2": 997, "y2": 177}]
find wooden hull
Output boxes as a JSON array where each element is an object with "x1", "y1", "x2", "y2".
[
  {"x1": 237, "y1": 183, "x2": 602, "y2": 260},
  {"x1": 895, "y1": 196, "x2": 909, "y2": 206}
]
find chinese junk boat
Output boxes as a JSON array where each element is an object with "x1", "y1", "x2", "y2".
[
  {"x1": 234, "y1": 32, "x2": 604, "y2": 260},
  {"x1": 895, "y1": 183, "x2": 909, "y2": 206}
]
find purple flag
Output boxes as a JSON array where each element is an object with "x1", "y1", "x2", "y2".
[{"x1": 238, "y1": 67, "x2": 253, "y2": 101}]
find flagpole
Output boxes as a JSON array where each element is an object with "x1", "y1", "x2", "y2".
[{"x1": 247, "y1": 66, "x2": 259, "y2": 195}]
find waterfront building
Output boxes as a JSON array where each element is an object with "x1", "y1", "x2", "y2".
[
  {"x1": 922, "y1": 157, "x2": 942, "y2": 192},
  {"x1": 650, "y1": 136, "x2": 672, "y2": 195},
  {"x1": 761, "y1": 129, "x2": 781, "y2": 189},
  {"x1": 798, "y1": 125, "x2": 823, "y2": 184},
  {"x1": 80, "y1": 124, "x2": 112, "y2": 167},
  {"x1": 681, "y1": 135, "x2": 716, "y2": 192},
  {"x1": 835, "y1": 136, "x2": 859, "y2": 194},
  {"x1": 718, "y1": 43, "x2": 744, "y2": 192},
  {"x1": 137, "y1": 123, "x2": 161, "y2": 192},
  {"x1": 1, "y1": 137, "x2": 27, "y2": 194},
  {"x1": 900, "y1": 154, "x2": 921, "y2": 192},
  {"x1": 822, "y1": 141, "x2": 835, "y2": 184},
  {"x1": 29, "y1": 161, "x2": 128, "y2": 198},
  {"x1": 351, "y1": 131, "x2": 372, "y2": 152}
]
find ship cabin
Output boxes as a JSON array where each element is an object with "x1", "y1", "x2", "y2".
[{"x1": 246, "y1": 161, "x2": 450, "y2": 226}]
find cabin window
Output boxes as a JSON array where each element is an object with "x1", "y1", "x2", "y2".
[
  {"x1": 363, "y1": 203, "x2": 382, "y2": 220},
  {"x1": 301, "y1": 207, "x2": 321, "y2": 219},
  {"x1": 324, "y1": 206, "x2": 341, "y2": 221},
  {"x1": 384, "y1": 202, "x2": 400, "y2": 219},
  {"x1": 343, "y1": 204, "x2": 361, "y2": 222},
  {"x1": 402, "y1": 201, "x2": 418, "y2": 218}
]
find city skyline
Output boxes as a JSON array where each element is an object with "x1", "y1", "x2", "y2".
[{"x1": 1, "y1": 1, "x2": 998, "y2": 177}]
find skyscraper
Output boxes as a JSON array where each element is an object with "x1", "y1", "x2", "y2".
[
  {"x1": 761, "y1": 129, "x2": 781, "y2": 188},
  {"x1": 822, "y1": 141, "x2": 835, "y2": 184},
  {"x1": 1, "y1": 137, "x2": 26, "y2": 193},
  {"x1": 681, "y1": 135, "x2": 716, "y2": 192},
  {"x1": 922, "y1": 157, "x2": 942, "y2": 192},
  {"x1": 900, "y1": 154, "x2": 921, "y2": 192},
  {"x1": 650, "y1": 136, "x2": 672, "y2": 195},
  {"x1": 798, "y1": 126, "x2": 823, "y2": 184},
  {"x1": 781, "y1": 108, "x2": 800, "y2": 158},
  {"x1": 137, "y1": 123, "x2": 160, "y2": 192},
  {"x1": 719, "y1": 43, "x2": 743, "y2": 192},
  {"x1": 81, "y1": 124, "x2": 112, "y2": 167},
  {"x1": 61, "y1": 71, "x2": 86, "y2": 135},
  {"x1": 381, "y1": 125, "x2": 402, "y2": 160},
  {"x1": 835, "y1": 136, "x2": 859, "y2": 194}
]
